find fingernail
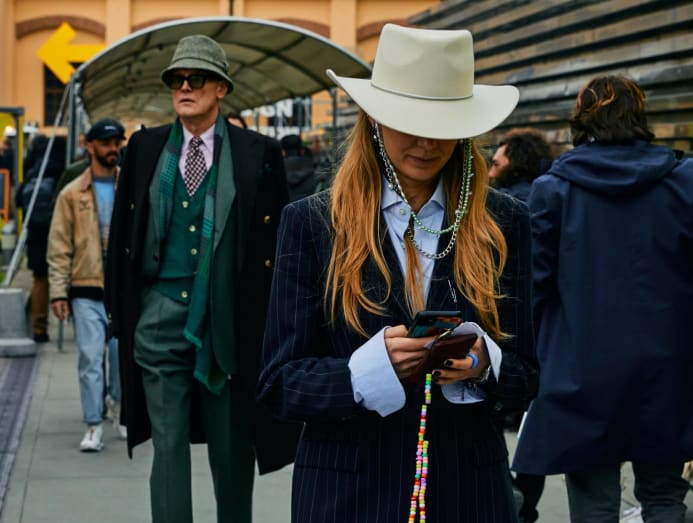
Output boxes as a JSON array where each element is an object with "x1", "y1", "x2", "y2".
[
  {"x1": 443, "y1": 359, "x2": 453, "y2": 367},
  {"x1": 431, "y1": 370, "x2": 440, "y2": 379}
]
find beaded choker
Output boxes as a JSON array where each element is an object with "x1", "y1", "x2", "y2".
[
  {"x1": 408, "y1": 372, "x2": 432, "y2": 522},
  {"x1": 374, "y1": 123, "x2": 474, "y2": 260}
]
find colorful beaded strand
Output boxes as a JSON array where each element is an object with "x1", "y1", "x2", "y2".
[{"x1": 408, "y1": 373, "x2": 432, "y2": 523}]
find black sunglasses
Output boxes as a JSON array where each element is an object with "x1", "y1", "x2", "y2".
[{"x1": 165, "y1": 73, "x2": 215, "y2": 90}]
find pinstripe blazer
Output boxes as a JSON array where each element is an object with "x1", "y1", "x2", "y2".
[{"x1": 258, "y1": 189, "x2": 537, "y2": 522}]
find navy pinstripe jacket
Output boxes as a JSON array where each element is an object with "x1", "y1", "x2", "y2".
[{"x1": 258, "y1": 189, "x2": 537, "y2": 522}]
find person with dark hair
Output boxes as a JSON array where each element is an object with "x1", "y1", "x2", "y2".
[
  {"x1": 280, "y1": 133, "x2": 326, "y2": 201},
  {"x1": 16, "y1": 134, "x2": 67, "y2": 342},
  {"x1": 513, "y1": 75, "x2": 693, "y2": 522},
  {"x1": 487, "y1": 128, "x2": 554, "y2": 523},
  {"x1": 488, "y1": 128, "x2": 553, "y2": 201},
  {"x1": 258, "y1": 24, "x2": 538, "y2": 522},
  {"x1": 48, "y1": 119, "x2": 127, "y2": 451}
]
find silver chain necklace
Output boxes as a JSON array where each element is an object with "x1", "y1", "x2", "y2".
[{"x1": 374, "y1": 122, "x2": 474, "y2": 260}]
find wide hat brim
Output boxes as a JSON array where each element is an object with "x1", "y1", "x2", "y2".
[{"x1": 328, "y1": 69, "x2": 518, "y2": 140}]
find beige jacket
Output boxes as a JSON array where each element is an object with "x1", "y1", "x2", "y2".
[{"x1": 47, "y1": 167, "x2": 117, "y2": 302}]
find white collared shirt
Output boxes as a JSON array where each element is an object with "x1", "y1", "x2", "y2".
[
  {"x1": 179, "y1": 124, "x2": 215, "y2": 175},
  {"x1": 381, "y1": 175, "x2": 445, "y2": 298}
]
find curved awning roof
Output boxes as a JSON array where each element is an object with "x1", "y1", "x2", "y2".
[{"x1": 72, "y1": 17, "x2": 371, "y2": 127}]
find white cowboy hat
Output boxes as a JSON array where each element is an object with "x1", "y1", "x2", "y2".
[{"x1": 327, "y1": 24, "x2": 519, "y2": 140}]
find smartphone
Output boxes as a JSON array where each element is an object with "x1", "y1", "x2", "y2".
[
  {"x1": 406, "y1": 310, "x2": 463, "y2": 338},
  {"x1": 407, "y1": 333, "x2": 478, "y2": 383}
]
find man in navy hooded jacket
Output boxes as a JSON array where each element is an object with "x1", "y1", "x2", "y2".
[{"x1": 513, "y1": 75, "x2": 692, "y2": 522}]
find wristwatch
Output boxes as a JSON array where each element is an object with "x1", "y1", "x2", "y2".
[{"x1": 470, "y1": 364, "x2": 491, "y2": 384}]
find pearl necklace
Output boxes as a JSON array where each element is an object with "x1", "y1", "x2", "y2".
[{"x1": 374, "y1": 123, "x2": 474, "y2": 260}]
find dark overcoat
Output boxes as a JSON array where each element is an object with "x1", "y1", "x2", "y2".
[
  {"x1": 258, "y1": 189, "x2": 538, "y2": 522},
  {"x1": 513, "y1": 141, "x2": 693, "y2": 475},
  {"x1": 105, "y1": 120, "x2": 300, "y2": 474}
]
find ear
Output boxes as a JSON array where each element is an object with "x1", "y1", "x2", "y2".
[{"x1": 216, "y1": 81, "x2": 229, "y2": 99}]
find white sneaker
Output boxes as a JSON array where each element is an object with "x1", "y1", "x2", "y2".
[
  {"x1": 116, "y1": 423, "x2": 127, "y2": 440},
  {"x1": 79, "y1": 424, "x2": 104, "y2": 452}
]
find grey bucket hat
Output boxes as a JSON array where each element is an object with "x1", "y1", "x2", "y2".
[{"x1": 161, "y1": 34, "x2": 234, "y2": 93}]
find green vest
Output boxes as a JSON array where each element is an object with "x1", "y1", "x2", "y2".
[
  {"x1": 139, "y1": 129, "x2": 240, "y2": 377},
  {"x1": 152, "y1": 171, "x2": 209, "y2": 304}
]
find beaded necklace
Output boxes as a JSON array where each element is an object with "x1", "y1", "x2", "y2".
[
  {"x1": 374, "y1": 123, "x2": 474, "y2": 260},
  {"x1": 408, "y1": 372, "x2": 432, "y2": 522}
]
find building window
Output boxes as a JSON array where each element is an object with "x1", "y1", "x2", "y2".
[{"x1": 43, "y1": 65, "x2": 80, "y2": 126}]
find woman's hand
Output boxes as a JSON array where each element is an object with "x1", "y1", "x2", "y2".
[
  {"x1": 384, "y1": 325, "x2": 435, "y2": 380},
  {"x1": 431, "y1": 336, "x2": 490, "y2": 385}
]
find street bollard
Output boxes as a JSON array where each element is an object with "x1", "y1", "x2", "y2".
[
  {"x1": 1, "y1": 220, "x2": 16, "y2": 268},
  {"x1": 0, "y1": 287, "x2": 36, "y2": 356}
]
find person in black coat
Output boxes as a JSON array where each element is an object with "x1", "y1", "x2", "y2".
[
  {"x1": 15, "y1": 134, "x2": 66, "y2": 342},
  {"x1": 105, "y1": 34, "x2": 299, "y2": 523},
  {"x1": 258, "y1": 24, "x2": 538, "y2": 523},
  {"x1": 488, "y1": 128, "x2": 553, "y2": 202}
]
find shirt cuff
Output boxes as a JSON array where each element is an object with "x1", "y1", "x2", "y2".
[
  {"x1": 348, "y1": 327, "x2": 406, "y2": 417},
  {"x1": 440, "y1": 322, "x2": 503, "y2": 405}
]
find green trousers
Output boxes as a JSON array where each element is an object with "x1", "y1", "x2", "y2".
[{"x1": 134, "y1": 288, "x2": 255, "y2": 523}]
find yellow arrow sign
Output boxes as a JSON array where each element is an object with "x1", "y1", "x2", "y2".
[{"x1": 37, "y1": 22, "x2": 105, "y2": 84}]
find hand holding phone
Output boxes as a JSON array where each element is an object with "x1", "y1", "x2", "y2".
[{"x1": 406, "y1": 333, "x2": 478, "y2": 383}]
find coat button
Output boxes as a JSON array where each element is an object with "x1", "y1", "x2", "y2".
[
  {"x1": 263, "y1": 215, "x2": 271, "y2": 224},
  {"x1": 125, "y1": 247, "x2": 130, "y2": 255},
  {"x1": 264, "y1": 259, "x2": 272, "y2": 268},
  {"x1": 129, "y1": 203, "x2": 135, "y2": 210},
  {"x1": 181, "y1": 290, "x2": 189, "y2": 299}
]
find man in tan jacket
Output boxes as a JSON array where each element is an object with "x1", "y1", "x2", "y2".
[{"x1": 48, "y1": 118, "x2": 126, "y2": 452}]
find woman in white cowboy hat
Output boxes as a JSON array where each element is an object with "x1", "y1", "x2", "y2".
[{"x1": 258, "y1": 24, "x2": 538, "y2": 522}]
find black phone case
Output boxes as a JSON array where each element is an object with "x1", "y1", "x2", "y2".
[{"x1": 406, "y1": 333, "x2": 478, "y2": 383}]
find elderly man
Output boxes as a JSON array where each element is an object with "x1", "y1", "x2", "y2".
[
  {"x1": 48, "y1": 118, "x2": 127, "y2": 452},
  {"x1": 105, "y1": 35, "x2": 299, "y2": 522}
]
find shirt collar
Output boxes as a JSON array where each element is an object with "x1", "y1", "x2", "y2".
[
  {"x1": 182, "y1": 124, "x2": 215, "y2": 152},
  {"x1": 380, "y1": 175, "x2": 446, "y2": 215}
]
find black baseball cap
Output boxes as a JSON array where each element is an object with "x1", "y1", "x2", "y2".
[{"x1": 86, "y1": 119, "x2": 125, "y2": 141}]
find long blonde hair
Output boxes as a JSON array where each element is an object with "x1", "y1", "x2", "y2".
[{"x1": 326, "y1": 112, "x2": 508, "y2": 338}]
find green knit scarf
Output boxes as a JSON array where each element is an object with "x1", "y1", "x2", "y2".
[{"x1": 158, "y1": 113, "x2": 230, "y2": 394}]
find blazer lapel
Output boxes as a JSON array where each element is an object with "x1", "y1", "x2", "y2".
[
  {"x1": 136, "y1": 126, "x2": 169, "y2": 244},
  {"x1": 218, "y1": 124, "x2": 258, "y2": 256},
  {"x1": 379, "y1": 220, "x2": 411, "y2": 320},
  {"x1": 426, "y1": 230, "x2": 476, "y2": 319},
  {"x1": 212, "y1": 126, "x2": 238, "y2": 253},
  {"x1": 427, "y1": 248, "x2": 457, "y2": 310}
]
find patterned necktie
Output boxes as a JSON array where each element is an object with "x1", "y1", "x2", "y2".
[{"x1": 183, "y1": 136, "x2": 206, "y2": 196}]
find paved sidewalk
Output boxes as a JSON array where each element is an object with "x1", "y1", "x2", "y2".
[{"x1": 0, "y1": 321, "x2": 292, "y2": 523}]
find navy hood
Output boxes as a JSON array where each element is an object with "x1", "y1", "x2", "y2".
[{"x1": 547, "y1": 141, "x2": 677, "y2": 196}]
